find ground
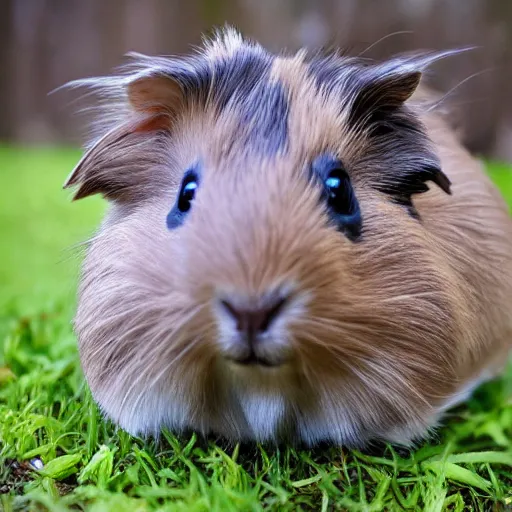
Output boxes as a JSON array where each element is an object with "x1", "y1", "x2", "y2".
[{"x1": 0, "y1": 145, "x2": 511, "y2": 512}]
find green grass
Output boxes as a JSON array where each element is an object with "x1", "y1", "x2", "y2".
[{"x1": 0, "y1": 145, "x2": 511, "y2": 511}]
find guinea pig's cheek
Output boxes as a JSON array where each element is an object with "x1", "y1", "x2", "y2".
[{"x1": 165, "y1": 237, "x2": 197, "y2": 290}]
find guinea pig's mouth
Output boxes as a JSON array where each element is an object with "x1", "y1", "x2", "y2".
[{"x1": 224, "y1": 353, "x2": 285, "y2": 368}]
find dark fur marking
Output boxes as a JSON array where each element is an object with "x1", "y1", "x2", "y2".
[
  {"x1": 307, "y1": 53, "x2": 355, "y2": 97},
  {"x1": 155, "y1": 48, "x2": 288, "y2": 155},
  {"x1": 213, "y1": 49, "x2": 288, "y2": 155},
  {"x1": 240, "y1": 80, "x2": 288, "y2": 155},
  {"x1": 212, "y1": 47, "x2": 271, "y2": 111},
  {"x1": 306, "y1": 55, "x2": 451, "y2": 219}
]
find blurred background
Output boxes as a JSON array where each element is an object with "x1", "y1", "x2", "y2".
[
  {"x1": 1, "y1": 0, "x2": 512, "y2": 160},
  {"x1": 0, "y1": 0, "x2": 511, "y2": 313}
]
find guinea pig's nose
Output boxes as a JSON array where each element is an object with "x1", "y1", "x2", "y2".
[{"x1": 220, "y1": 296, "x2": 288, "y2": 334}]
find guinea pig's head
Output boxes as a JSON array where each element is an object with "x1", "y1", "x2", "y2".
[{"x1": 65, "y1": 28, "x2": 459, "y2": 447}]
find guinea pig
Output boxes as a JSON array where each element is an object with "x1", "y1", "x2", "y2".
[{"x1": 63, "y1": 27, "x2": 512, "y2": 448}]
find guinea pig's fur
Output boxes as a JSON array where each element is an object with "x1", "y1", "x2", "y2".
[{"x1": 64, "y1": 27, "x2": 512, "y2": 448}]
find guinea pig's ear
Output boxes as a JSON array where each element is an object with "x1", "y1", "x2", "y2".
[
  {"x1": 347, "y1": 50, "x2": 462, "y2": 127},
  {"x1": 127, "y1": 73, "x2": 184, "y2": 116},
  {"x1": 345, "y1": 51, "x2": 466, "y2": 199},
  {"x1": 348, "y1": 69, "x2": 421, "y2": 124},
  {"x1": 63, "y1": 69, "x2": 184, "y2": 201}
]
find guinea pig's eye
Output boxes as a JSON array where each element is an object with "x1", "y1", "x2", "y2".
[
  {"x1": 325, "y1": 169, "x2": 356, "y2": 215},
  {"x1": 167, "y1": 168, "x2": 200, "y2": 230},
  {"x1": 312, "y1": 155, "x2": 362, "y2": 241},
  {"x1": 177, "y1": 174, "x2": 198, "y2": 213}
]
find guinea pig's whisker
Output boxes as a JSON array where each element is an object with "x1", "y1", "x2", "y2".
[
  {"x1": 59, "y1": 245, "x2": 89, "y2": 265},
  {"x1": 118, "y1": 307, "x2": 197, "y2": 362},
  {"x1": 128, "y1": 312, "x2": 218, "y2": 419},
  {"x1": 84, "y1": 303, "x2": 159, "y2": 332},
  {"x1": 85, "y1": 294, "x2": 200, "y2": 371},
  {"x1": 425, "y1": 68, "x2": 495, "y2": 113},
  {"x1": 351, "y1": 360, "x2": 430, "y2": 408},
  {"x1": 117, "y1": 333, "x2": 188, "y2": 412},
  {"x1": 89, "y1": 298, "x2": 159, "y2": 328},
  {"x1": 116, "y1": 304, "x2": 208, "y2": 411},
  {"x1": 297, "y1": 329, "x2": 432, "y2": 418},
  {"x1": 61, "y1": 233, "x2": 113, "y2": 264},
  {"x1": 60, "y1": 232, "x2": 114, "y2": 266},
  {"x1": 379, "y1": 291, "x2": 440, "y2": 303},
  {"x1": 298, "y1": 317, "x2": 385, "y2": 342},
  {"x1": 128, "y1": 333, "x2": 208, "y2": 417},
  {"x1": 299, "y1": 317, "x2": 451, "y2": 368},
  {"x1": 357, "y1": 31, "x2": 415, "y2": 58},
  {"x1": 131, "y1": 333, "x2": 206, "y2": 411},
  {"x1": 84, "y1": 313, "x2": 166, "y2": 363}
]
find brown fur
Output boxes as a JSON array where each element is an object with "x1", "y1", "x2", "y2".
[{"x1": 64, "y1": 28, "x2": 512, "y2": 447}]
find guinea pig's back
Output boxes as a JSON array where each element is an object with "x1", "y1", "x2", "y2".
[{"x1": 414, "y1": 105, "x2": 512, "y2": 388}]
